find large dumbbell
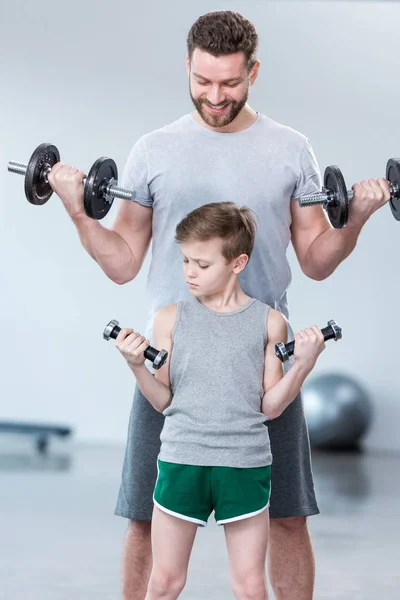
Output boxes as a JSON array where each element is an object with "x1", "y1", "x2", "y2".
[
  {"x1": 275, "y1": 319, "x2": 342, "y2": 363},
  {"x1": 103, "y1": 319, "x2": 168, "y2": 370},
  {"x1": 298, "y1": 159, "x2": 400, "y2": 228},
  {"x1": 7, "y1": 143, "x2": 136, "y2": 220}
]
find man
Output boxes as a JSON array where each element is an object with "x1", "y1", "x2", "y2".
[{"x1": 48, "y1": 11, "x2": 390, "y2": 600}]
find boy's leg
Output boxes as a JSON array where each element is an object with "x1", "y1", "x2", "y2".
[
  {"x1": 145, "y1": 506, "x2": 198, "y2": 600},
  {"x1": 114, "y1": 386, "x2": 165, "y2": 600},
  {"x1": 224, "y1": 509, "x2": 269, "y2": 600},
  {"x1": 266, "y1": 391, "x2": 318, "y2": 600}
]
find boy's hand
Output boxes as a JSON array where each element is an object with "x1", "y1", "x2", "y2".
[
  {"x1": 293, "y1": 326, "x2": 325, "y2": 371},
  {"x1": 114, "y1": 328, "x2": 150, "y2": 369}
]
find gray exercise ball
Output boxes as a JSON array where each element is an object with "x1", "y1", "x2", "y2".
[{"x1": 303, "y1": 372, "x2": 373, "y2": 450}]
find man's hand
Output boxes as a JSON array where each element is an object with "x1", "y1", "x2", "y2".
[
  {"x1": 47, "y1": 163, "x2": 87, "y2": 219},
  {"x1": 350, "y1": 178, "x2": 391, "y2": 225},
  {"x1": 114, "y1": 328, "x2": 150, "y2": 370}
]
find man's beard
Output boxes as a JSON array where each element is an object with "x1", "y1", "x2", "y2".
[{"x1": 189, "y1": 84, "x2": 249, "y2": 128}]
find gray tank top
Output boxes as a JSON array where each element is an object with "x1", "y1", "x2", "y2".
[{"x1": 159, "y1": 296, "x2": 273, "y2": 468}]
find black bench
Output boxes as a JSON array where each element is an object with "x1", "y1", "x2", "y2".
[{"x1": 0, "y1": 421, "x2": 73, "y2": 454}]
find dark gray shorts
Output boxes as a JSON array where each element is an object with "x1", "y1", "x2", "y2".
[{"x1": 114, "y1": 386, "x2": 319, "y2": 521}]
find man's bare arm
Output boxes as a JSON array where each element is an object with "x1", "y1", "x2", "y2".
[
  {"x1": 291, "y1": 178, "x2": 391, "y2": 281},
  {"x1": 71, "y1": 200, "x2": 152, "y2": 284},
  {"x1": 48, "y1": 162, "x2": 152, "y2": 284}
]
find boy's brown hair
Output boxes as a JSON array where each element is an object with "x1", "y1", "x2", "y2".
[
  {"x1": 175, "y1": 202, "x2": 258, "y2": 262},
  {"x1": 187, "y1": 11, "x2": 259, "y2": 70}
]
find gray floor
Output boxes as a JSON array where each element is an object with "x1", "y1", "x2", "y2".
[{"x1": 1, "y1": 437, "x2": 399, "y2": 599}]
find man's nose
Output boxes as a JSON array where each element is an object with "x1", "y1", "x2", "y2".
[{"x1": 207, "y1": 85, "x2": 224, "y2": 106}]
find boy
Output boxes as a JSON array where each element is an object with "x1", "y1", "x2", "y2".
[{"x1": 115, "y1": 202, "x2": 325, "y2": 600}]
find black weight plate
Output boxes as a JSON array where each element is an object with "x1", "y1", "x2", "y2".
[
  {"x1": 386, "y1": 158, "x2": 400, "y2": 221},
  {"x1": 25, "y1": 143, "x2": 60, "y2": 205},
  {"x1": 84, "y1": 157, "x2": 117, "y2": 220},
  {"x1": 324, "y1": 165, "x2": 349, "y2": 229}
]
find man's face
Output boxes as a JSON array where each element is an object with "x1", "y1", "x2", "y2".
[
  {"x1": 187, "y1": 49, "x2": 259, "y2": 129},
  {"x1": 180, "y1": 238, "x2": 247, "y2": 297}
]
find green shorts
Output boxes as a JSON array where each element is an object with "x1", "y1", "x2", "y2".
[{"x1": 153, "y1": 459, "x2": 271, "y2": 527}]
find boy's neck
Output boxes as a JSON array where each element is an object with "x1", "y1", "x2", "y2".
[{"x1": 196, "y1": 285, "x2": 252, "y2": 313}]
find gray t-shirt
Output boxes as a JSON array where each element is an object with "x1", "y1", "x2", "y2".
[{"x1": 120, "y1": 112, "x2": 321, "y2": 342}]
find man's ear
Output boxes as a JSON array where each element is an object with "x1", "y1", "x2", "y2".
[{"x1": 250, "y1": 60, "x2": 261, "y2": 86}]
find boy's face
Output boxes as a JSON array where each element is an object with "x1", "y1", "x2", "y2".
[{"x1": 180, "y1": 238, "x2": 247, "y2": 296}]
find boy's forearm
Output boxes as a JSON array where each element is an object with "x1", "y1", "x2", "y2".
[
  {"x1": 72, "y1": 214, "x2": 138, "y2": 284},
  {"x1": 262, "y1": 362, "x2": 311, "y2": 420},
  {"x1": 130, "y1": 364, "x2": 172, "y2": 412}
]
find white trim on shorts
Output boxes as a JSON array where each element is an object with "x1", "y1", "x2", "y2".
[
  {"x1": 216, "y1": 500, "x2": 270, "y2": 526},
  {"x1": 153, "y1": 497, "x2": 208, "y2": 527}
]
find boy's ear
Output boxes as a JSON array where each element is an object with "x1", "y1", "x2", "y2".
[{"x1": 233, "y1": 254, "x2": 249, "y2": 273}]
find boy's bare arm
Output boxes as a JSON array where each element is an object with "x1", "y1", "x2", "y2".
[
  {"x1": 261, "y1": 310, "x2": 324, "y2": 420},
  {"x1": 153, "y1": 304, "x2": 177, "y2": 394},
  {"x1": 115, "y1": 304, "x2": 176, "y2": 412}
]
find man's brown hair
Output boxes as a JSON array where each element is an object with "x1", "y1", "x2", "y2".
[
  {"x1": 187, "y1": 11, "x2": 259, "y2": 70},
  {"x1": 175, "y1": 202, "x2": 258, "y2": 263}
]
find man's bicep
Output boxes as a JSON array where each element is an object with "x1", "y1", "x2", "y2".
[
  {"x1": 112, "y1": 200, "x2": 153, "y2": 267},
  {"x1": 290, "y1": 199, "x2": 330, "y2": 270},
  {"x1": 112, "y1": 137, "x2": 153, "y2": 264}
]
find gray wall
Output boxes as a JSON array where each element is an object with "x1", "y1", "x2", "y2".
[{"x1": 1, "y1": 1, "x2": 399, "y2": 449}]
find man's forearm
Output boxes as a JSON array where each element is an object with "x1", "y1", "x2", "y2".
[
  {"x1": 130, "y1": 364, "x2": 172, "y2": 413},
  {"x1": 72, "y1": 214, "x2": 138, "y2": 284},
  {"x1": 262, "y1": 362, "x2": 311, "y2": 420},
  {"x1": 304, "y1": 219, "x2": 364, "y2": 280}
]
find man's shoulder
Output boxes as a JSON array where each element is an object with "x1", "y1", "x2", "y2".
[
  {"x1": 258, "y1": 113, "x2": 309, "y2": 148},
  {"x1": 139, "y1": 114, "x2": 194, "y2": 146}
]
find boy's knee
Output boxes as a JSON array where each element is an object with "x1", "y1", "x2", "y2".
[
  {"x1": 231, "y1": 572, "x2": 267, "y2": 600},
  {"x1": 270, "y1": 516, "x2": 307, "y2": 536},
  {"x1": 148, "y1": 569, "x2": 186, "y2": 598}
]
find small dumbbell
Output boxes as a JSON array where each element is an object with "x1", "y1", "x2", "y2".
[
  {"x1": 275, "y1": 320, "x2": 342, "y2": 363},
  {"x1": 103, "y1": 319, "x2": 168, "y2": 370},
  {"x1": 7, "y1": 143, "x2": 136, "y2": 220},
  {"x1": 298, "y1": 159, "x2": 400, "y2": 228}
]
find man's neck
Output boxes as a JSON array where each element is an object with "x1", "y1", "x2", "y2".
[{"x1": 193, "y1": 105, "x2": 258, "y2": 133}]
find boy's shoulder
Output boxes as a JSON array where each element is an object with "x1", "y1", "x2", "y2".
[
  {"x1": 154, "y1": 303, "x2": 178, "y2": 325},
  {"x1": 266, "y1": 308, "x2": 288, "y2": 340}
]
